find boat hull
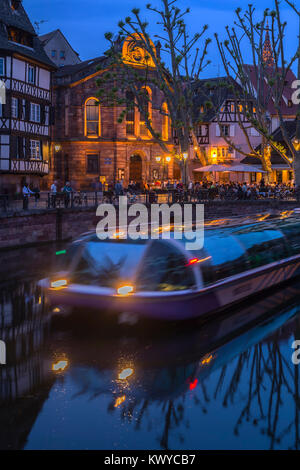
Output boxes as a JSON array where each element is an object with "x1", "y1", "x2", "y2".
[{"x1": 43, "y1": 255, "x2": 300, "y2": 321}]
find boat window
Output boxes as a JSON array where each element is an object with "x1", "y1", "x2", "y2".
[
  {"x1": 136, "y1": 241, "x2": 196, "y2": 291},
  {"x1": 200, "y1": 234, "x2": 248, "y2": 285},
  {"x1": 278, "y1": 222, "x2": 300, "y2": 256},
  {"x1": 71, "y1": 240, "x2": 147, "y2": 286},
  {"x1": 234, "y1": 227, "x2": 290, "y2": 269}
]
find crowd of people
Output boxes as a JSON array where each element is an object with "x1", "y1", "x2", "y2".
[{"x1": 18, "y1": 177, "x2": 298, "y2": 211}]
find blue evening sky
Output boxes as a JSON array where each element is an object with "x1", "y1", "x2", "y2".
[{"x1": 24, "y1": 0, "x2": 298, "y2": 77}]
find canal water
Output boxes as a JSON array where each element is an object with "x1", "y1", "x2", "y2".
[{"x1": 1, "y1": 242, "x2": 300, "y2": 450}]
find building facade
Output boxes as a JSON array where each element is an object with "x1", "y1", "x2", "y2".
[
  {"x1": 0, "y1": 0, "x2": 55, "y2": 194},
  {"x1": 51, "y1": 39, "x2": 173, "y2": 190},
  {"x1": 39, "y1": 29, "x2": 81, "y2": 68}
]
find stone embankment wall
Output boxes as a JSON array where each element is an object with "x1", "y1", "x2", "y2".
[{"x1": 0, "y1": 200, "x2": 298, "y2": 250}]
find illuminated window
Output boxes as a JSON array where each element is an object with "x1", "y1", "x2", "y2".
[
  {"x1": 30, "y1": 140, "x2": 41, "y2": 159},
  {"x1": 139, "y1": 87, "x2": 152, "y2": 137},
  {"x1": 126, "y1": 91, "x2": 135, "y2": 136},
  {"x1": 162, "y1": 102, "x2": 169, "y2": 141},
  {"x1": 85, "y1": 98, "x2": 100, "y2": 137}
]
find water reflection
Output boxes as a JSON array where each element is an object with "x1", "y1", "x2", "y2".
[{"x1": 1, "y1": 244, "x2": 300, "y2": 449}]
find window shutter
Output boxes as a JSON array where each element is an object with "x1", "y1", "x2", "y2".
[
  {"x1": 25, "y1": 138, "x2": 30, "y2": 159},
  {"x1": 10, "y1": 135, "x2": 17, "y2": 159},
  {"x1": 230, "y1": 125, "x2": 235, "y2": 137},
  {"x1": 2, "y1": 96, "x2": 9, "y2": 118},
  {"x1": 40, "y1": 104, "x2": 45, "y2": 124},
  {"x1": 17, "y1": 99, "x2": 22, "y2": 119},
  {"x1": 216, "y1": 124, "x2": 220, "y2": 137},
  {"x1": 25, "y1": 101, "x2": 30, "y2": 121},
  {"x1": 49, "y1": 106, "x2": 55, "y2": 125},
  {"x1": 17, "y1": 136, "x2": 24, "y2": 158}
]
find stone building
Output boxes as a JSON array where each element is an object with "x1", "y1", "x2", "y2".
[
  {"x1": 0, "y1": 0, "x2": 56, "y2": 193},
  {"x1": 50, "y1": 36, "x2": 174, "y2": 190}
]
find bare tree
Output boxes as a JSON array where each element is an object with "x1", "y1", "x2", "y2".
[
  {"x1": 215, "y1": 1, "x2": 300, "y2": 183},
  {"x1": 97, "y1": 0, "x2": 212, "y2": 184}
]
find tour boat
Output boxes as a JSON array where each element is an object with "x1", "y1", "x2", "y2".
[{"x1": 40, "y1": 216, "x2": 300, "y2": 321}]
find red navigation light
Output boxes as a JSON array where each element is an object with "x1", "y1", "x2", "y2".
[
  {"x1": 189, "y1": 379, "x2": 198, "y2": 390},
  {"x1": 186, "y1": 256, "x2": 212, "y2": 267}
]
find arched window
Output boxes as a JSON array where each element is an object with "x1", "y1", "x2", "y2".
[
  {"x1": 85, "y1": 98, "x2": 100, "y2": 137},
  {"x1": 126, "y1": 91, "x2": 135, "y2": 136},
  {"x1": 162, "y1": 102, "x2": 169, "y2": 141},
  {"x1": 139, "y1": 87, "x2": 152, "y2": 137}
]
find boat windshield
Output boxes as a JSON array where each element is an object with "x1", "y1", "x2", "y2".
[
  {"x1": 71, "y1": 239, "x2": 147, "y2": 287},
  {"x1": 135, "y1": 240, "x2": 196, "y2": 292}
]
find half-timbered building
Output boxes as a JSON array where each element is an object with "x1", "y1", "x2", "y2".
[{"x1": 0, "y1": 0, "x2": 56, "y2": 193}]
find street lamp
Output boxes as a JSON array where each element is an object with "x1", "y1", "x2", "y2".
[
  {"x1": 54, "y1": 144, "x2": 62, "y2": 152},
  {"x1": 293, "y1": 137, "x2": 300, "y2": 152},
  {"x1": 155, "y1": 155, "x2": 172, "y2": 181}
]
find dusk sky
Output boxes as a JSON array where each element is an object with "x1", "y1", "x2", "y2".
[{"x1": 24, "y1": 0, "x2": 298, "y2": 77}]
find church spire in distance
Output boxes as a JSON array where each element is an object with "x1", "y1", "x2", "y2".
[{"x1": 262, "y1": 19, "x2": 274, "y2": 66}]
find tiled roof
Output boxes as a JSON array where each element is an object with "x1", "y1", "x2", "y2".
[
  {"x1": 0, "y1": 0, "x2": 56, "y2": 68},
  {"x1": 54, "y1": 55, "x2": 107, "y2": 84},
  {"x1": 241, "y1": 120, "x2": 297, "y2": 165},
  {"x1": 243, "y1": 64, "x2": 297, "y2": 117}
]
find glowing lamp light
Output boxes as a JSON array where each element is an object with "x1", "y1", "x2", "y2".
[
  {"x1": 117, "y1": 285, "x2": 133, "y2": 296},
  {"x1": 293, "y1": 137, "x2": 300, "y2": 152},
  {"x1": 155, "y1": 156, "x2": 162, "y2": 163},
  {"x1": 51, "y1": 279, "x2": 67, "y2": 289},
  {"x1": 54, "y1": 144, "x2": 62, "y2": 152},
  {"x1": 52, "y1": 360, "x2": 68, "y2": 372},
  {"x1": 165, "y1": 156, "x2": 172, "y2": 163},
  {"x1": 118, "y1": 368, "x2": 134, "y2": 380},
  {"x1": 183, "y1": 152, "x2": 188, "y2": 160},
  {"x1": 186, "y1": 256, "x2": 211, "y2": 266}
]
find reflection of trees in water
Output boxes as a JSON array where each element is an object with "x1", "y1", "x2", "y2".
[
  {"x1": 211, "y1": 339, "x2": 300, "y2": 450},
  {"x1": 108, "y1": 319, "x2": 300, "y2": 450}
]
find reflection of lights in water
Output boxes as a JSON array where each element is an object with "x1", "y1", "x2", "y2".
[
  {"x1": 114, "y1": 395, "x2": 126, "y2": 408},
  {"x1": 205, "y1": 219, "x2": 228, "y2": 226},
  {"x1": 257, "y1": 213, "x2": 270, "y2": 222},
  {"x1": 38, "y1": 296, "x2": 42, "y2": 304},
  {"x1": 200, "y1": 354, "x2": 213, "y2": 365},
  {"x1": 118, "y1": 368, "x2": 134, "y2": 380},
  {"x1": 189, "y1": 379, "x2": 198, "y2": 391},
  {"x1": 280, "y1": 210, "x2": 293, "y2": 219},
  {"x1": 52, "y1": 360, "x2": 69, "y2": 371}
]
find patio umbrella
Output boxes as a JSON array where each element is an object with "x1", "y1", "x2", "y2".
[
  {"x1": 194, "y1": 164, "x2": 230, "y2": 172},
  {"x1": 228, "y1": 163, "x2": 267, "y2": 173}
]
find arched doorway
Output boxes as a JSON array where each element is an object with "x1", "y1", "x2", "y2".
[
  {"x1": 129, "y1": 154, "x2": 142, "y2": 182},
  {"x1": 173, "y1": 162, "x2": 181, "y2": 181}
]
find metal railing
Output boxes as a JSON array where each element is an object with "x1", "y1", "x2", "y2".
[{"x1": 0, "y1": 189, "x2": 298, "y2": 214}]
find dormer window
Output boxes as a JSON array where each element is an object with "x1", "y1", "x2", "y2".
[
  {"x1": 11, "y1": 0, "x2": 21, "y2": 11},
  {"x1": 8, "y1": 27, "x2": 33, "y2": 48}
]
